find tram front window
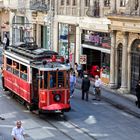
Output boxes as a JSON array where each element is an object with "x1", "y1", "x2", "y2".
[
  {"x1": 41, "y1": 71, "x2": 66, "y2": 89},
  {"x1": 49, "y1": 72, "x2": 56, "y2": 88},
  {"x1": 58, "y1": 72, "x2": 64, "y2": 88}
]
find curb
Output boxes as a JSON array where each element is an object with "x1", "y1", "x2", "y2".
[{"x1": 75, "y1": 83, "x2": 140, "y2": 118}]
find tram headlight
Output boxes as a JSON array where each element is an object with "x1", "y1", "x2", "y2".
[{"x1": 54, "y1": 94, "x2": 61, "y2": 102}]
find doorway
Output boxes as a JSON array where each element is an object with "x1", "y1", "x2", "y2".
[
  {"x1": 131, "y1": 39, "x2": 140, "y2": 94},
  {"x1": 117, "y1": 44, "x2": 123, "y2": 88}
]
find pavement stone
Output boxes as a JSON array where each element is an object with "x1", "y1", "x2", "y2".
[{"x1": 75, "y1": 77, "x2": 140, "y2": 118}]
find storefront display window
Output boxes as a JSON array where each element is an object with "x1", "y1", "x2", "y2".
[
  {"x1": 58, "y1": 23, "x2": 76, "y2": 67},
  {"x1": 82, "y1": 30, "x2": 111, "y2": 85},
  {"x1": 101, "y1": 53, "x2": 110, "y2": 84},
  {"x1": 59, "y1": 23, "x2": 68, "y2": 59}
]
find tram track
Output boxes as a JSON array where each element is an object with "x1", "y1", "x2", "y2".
[
  {"x1": 39, "y1": 114, "x2": 98, "y2": 140},
  {"x1": 3, "y1": 91, "x2": 98, "y2": 140}
]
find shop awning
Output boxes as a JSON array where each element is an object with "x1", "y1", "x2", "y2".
[{"x1": 82, "y1": 44, "x2": 111, "y2": 54}]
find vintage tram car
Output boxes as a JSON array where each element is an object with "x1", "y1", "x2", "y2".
[{"x1": 2, "y1": 42, "x2": 71, "y2": 113}]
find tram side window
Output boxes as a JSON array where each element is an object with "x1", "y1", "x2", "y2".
[
  {"x1": 66, "y1": 71, "x2": 70, "y2": 88},
  {"x1": 20, "y1": 64, "x2": 27, "y2": 81},
  {"x1": 44, "y1": 71, "x2": 48, "y2": 88},
  {"x1": 58, "y1": 71, "x2": 64, "y2": 88},
  {"x1": 49, "y1": 72, "x2": 56, "y2": 88},
  {"x1": 39, "y1": 71, "x2": 43, "y2": 89},
  {"x1": 6, "y1": 58, "x2": 12, "y2": 72},
  {"x1": 13, "y1": 61, "x2": 19, "y2": 76}
]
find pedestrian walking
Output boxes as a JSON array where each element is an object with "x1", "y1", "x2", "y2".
[
  {"x1": 11, "y1": 120, "x2": 25, "y2": 140},
  {"x1": 75, "y1": 63, "x2": 83, "y2": 78},
  {"x1": 93, "y1": 75, "x2": 102, "y2": 101},
  {"x1": 81, "y1": 74, "x2": 90, "y2": 101},
  {"x1": 70, "y1": 71, "x2": 76, "y2": 98},
  {"x1": 2, "y1": 34, "x2": 9, "y2": 50},
  {"x1": 135, "y1": 80, "x2": 140, "y2": 108}
]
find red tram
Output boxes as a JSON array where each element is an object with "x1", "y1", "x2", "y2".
[{"x1": 2, "y1": 42, "x2": 71, "y2": 113}]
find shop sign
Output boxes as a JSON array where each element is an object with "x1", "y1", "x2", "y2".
[
  {"x1": 80, "y1": 55, "x2": 87, "y2": 64},
  {"x1": 84, "y1": 34, "x2": 111, "y2": 49}
]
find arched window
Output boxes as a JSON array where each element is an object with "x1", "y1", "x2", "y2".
[
  {"x1": 85, "y1": 0, "x2": 90, "y2": 7},
  {"x1": 120, "y1": 0, "x2": 126, "y2": 7},
  {"x1": 67, "y1": 0, "x2": 70, "y2": 5},
  {"x1": 72, "y1": 0, "x2": 76, "y2": 6},
  {"x1": 135, "y1": 0, "x2": 139, "y2": 10},
  {"x1": 61, "y1": 0, "x2": 64, "y2": 5},
  {"x1": 104, "y1": 0, "x2": 110, "y2": 7}
]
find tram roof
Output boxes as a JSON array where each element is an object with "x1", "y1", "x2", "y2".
[
  {"x1": 8, "y1": 43, "x2": 58, "y2": 60},
  {"x1": 32, "y1": 62, "x2": 70, "y2": 71},
  {"x1": 4, "y1": 43, "x2": 70, "y2": 70}
]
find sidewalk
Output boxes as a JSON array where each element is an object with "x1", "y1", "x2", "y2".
[{"x1": 75, "y1": 77, "x2": 140, "y2": 118}]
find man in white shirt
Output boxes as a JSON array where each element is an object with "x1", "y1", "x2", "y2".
[
  {"x1": 94, "y1": 75, "x2": 102, "y2": 101},
  {"x1": 11, "y1": 121, "x2": 25, "y2": 140},
  {"x1": 70, "y1": 71, "x2": 76, "y2": 98},
  {"x1": 2, "y1": 34, "x2": 9, "y2": 50}
]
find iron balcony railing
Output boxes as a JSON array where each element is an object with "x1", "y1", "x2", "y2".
[{"x1": 30, "y1": 0, "x2": 48, "y2": 12}]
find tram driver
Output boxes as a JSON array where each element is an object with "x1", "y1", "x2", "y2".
[{"x1": 50, "y1": 74, "x2": 54, "y2": 88}]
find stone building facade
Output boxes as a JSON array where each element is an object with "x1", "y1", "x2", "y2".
[
  {"x1": 1, "y1": 0, "x2": 140, "y2": 94},
  {"x1": 53, "y1": 0, "x2": 112, "y2": 83},
  {"x1": 108, "y1": 0, "x2": 140, "y2": 94},
  {"x1": 0, "y1": 0, "x2": 52, "y2": 48},
  {"x1": 53, "y1": 0, "x2": 140, "y2": 94}
]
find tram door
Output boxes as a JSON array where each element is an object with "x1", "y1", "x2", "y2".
[
  {"x1": 131, "y1": 53, "x2": 140, "y2": 94},
  {"x1": 32, "y1": 68, "x2": 39, "y2": 103}
]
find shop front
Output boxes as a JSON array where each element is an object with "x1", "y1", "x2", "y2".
[
  {"x1": 81, "y1": 30, "x2": 111, "y2": 84},
  {"x1": 58, "y1": 23, "x2": 76, "y2": 68},
  {"x1": 131, "y1": 39, "x2": 140, "y2": 94}
]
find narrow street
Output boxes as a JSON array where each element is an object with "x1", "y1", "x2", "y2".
[{"x1": 0, "y1": 87, "x2": 140, "y2": 140}]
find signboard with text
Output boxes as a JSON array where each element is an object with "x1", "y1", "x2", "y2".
[{"x1": 80, "y1": 55, "x2": 87, "y2": 64}]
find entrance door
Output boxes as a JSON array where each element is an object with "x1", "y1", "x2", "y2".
[
  {"x1": 118, "y1": 45, "x2": 122, "y2": 88},
  {"x1": 131, "y1": 53, "x2": 140, "y2": 94},
  {"x1": 32, "y1": 68, "x2": 39, "y2": 104}
]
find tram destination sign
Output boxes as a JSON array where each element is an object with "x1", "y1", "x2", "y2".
[{"x1": 80, "y1": 55, "x2": 87, "y2": 64}]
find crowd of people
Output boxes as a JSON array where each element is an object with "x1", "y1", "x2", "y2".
[{"x1": 69, "y1": 62, "x2": 102, "y2": 101}]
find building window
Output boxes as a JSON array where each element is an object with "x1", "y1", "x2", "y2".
[
  {"x1": 135, "y1": 0, "x2": 139, "y2": 10},
  {"x1": 72, "y1": 0, "x2": 76, "y2": 6},
  {"x1": 61, "y1": 0, "x2": 64, "y2": 5},
  {"x1": 104, "y1": 0, "x2": 110, "y2": 7},
  {"x1": 41, "y1": 0, "x2": 45, "y2": 4},
  {"x1": 85, "y1": 0, "x2": 90, "y2": 7},
  {"x1": 67, "y1": 0, "x2": 70, "y2": 5},
  {"x1": 120, "y1": 0, "x2": 126, "y2": 7}
]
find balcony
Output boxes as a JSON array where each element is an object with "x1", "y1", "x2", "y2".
[
  {"x1": 107, "y1": 3, "x2": 140, "y2": 18},
  {"x1": 30, "y1": 0, "x2": 48, "y2": 12},
  {"x1": 86, "y1": 6, "x2": 100, "y2": 18},
  {"x1": 0, "y1": 0, "x2": 18, "y2": 11}
]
